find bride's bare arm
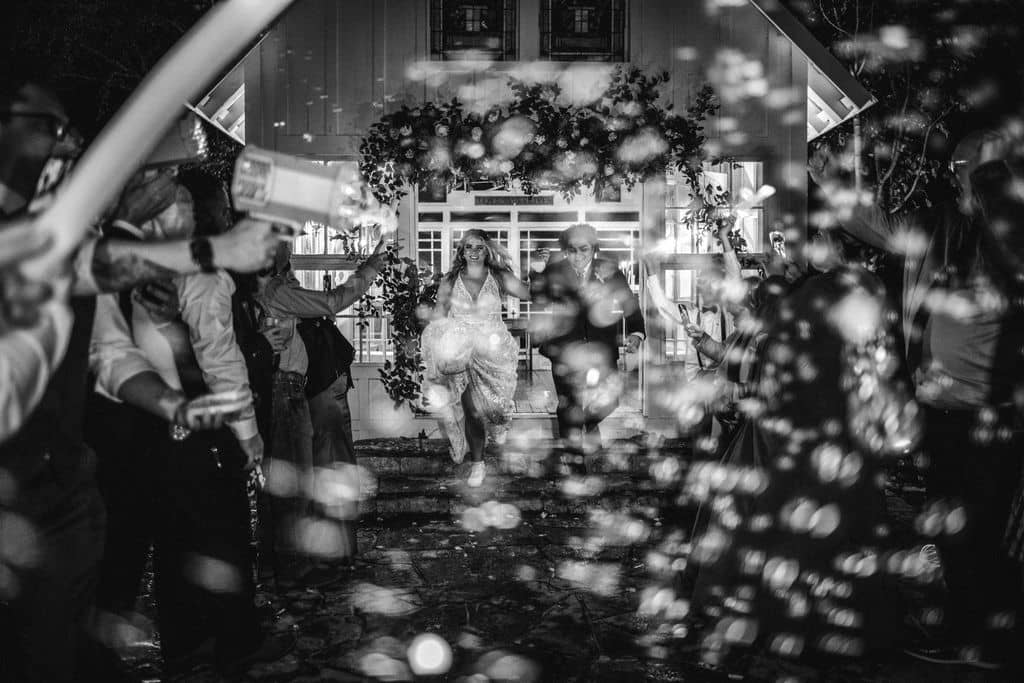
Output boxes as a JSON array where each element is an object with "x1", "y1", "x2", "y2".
[
  {"x1": 497, "y1": 269, "x2": 531, "y2": 300},
  {"x1": 429, "y1": 278, "x2": 453, "y2": 320}
]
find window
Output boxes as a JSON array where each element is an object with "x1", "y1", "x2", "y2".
[
  {"x1": 430, "y1": 0, "x2": 517, "y2": 61},
  {"x1": 659, "y1": 161, "x2": 766, "y2": 372},
  {"x1": 541, "y1": 0, "x2": 626, "y2": 62},
  {"x1": 664, "y1": 161, "x2": 765, "y2": 256},
  {"x1": 289, "y1": 161, "x2": 391, "y2": 364}
]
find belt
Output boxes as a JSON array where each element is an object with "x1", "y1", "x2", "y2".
[{"x1": 274, "y1": 370, "x2": 307, "y2": 387}]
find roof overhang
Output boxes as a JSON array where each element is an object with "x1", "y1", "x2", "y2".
[
  {"x1": 749, "y1": 0, "x2": 876, "y2": 141},
  {"x1": 187, "y1": 33, "x2": 269, "y2": 144},
  {"x1": 195, "y1": 4, "x2": 873, "y2": 146}
]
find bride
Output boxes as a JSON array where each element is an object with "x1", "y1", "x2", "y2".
[{"x1": 420, "y1": 229, "x2": 531, "y2": 487}]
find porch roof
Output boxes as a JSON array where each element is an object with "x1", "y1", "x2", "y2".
[{"x1": 749, "y1": 0, "x2": 876, "y2": 140}]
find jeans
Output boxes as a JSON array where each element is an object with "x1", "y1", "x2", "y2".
[
  {"x1": 921, "y1": 405, "x2": 1023, "y2": 658},
  {"x1": 262, "y1": 371, "x2": 315, "y2": 576},
  {"x1": 307, "y1": 373, "x2": 358, "y2": 559},
  {"x1": 0, "y1": 466, "x2": 106, "y2": 683}
]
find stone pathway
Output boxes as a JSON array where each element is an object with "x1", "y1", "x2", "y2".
[{"x1": 119, "y1": 440, "x2": 1006, "y2": 682}]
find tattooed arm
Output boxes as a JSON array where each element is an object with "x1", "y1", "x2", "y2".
[{"x1": 72, "y1": 218, "x2": 281, "y2": 295}]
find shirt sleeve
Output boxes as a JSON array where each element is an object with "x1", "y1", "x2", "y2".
[
  {"x1": 268, "y1": 255, "x2": 383, "y2": 317},
  {"x1": 0, "y1": 299, "x2": 74, "y2": 442},
  {"x1": 178, "y1": 271, "x2": 259, "y2": 442},
  {"x1": 88, "y1": 293, "x2": 157, "y2": 401}
]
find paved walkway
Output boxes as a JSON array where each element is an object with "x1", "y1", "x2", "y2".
[{"x1": 119, "y1": 441, "x2": 1006, "y2": 682}]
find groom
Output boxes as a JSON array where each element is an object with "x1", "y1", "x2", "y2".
[{"x1": 531, "y1": 223, "x2": 645, "y2": 455}]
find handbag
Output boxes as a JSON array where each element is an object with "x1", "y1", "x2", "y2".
[{"x1": 297, "y1": 316, "x2": 356, "y2": 398}]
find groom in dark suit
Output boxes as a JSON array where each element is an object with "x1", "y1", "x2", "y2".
[{"x1": 531, "y1": 223, "x2": 645, "y2": 454}]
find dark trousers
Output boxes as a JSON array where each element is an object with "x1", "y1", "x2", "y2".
[
  {"x1": 551, "y1": 363, "x2": 619, "y2": 450},
  {"x1": 152, "y1": 428, "x2": 261, "y2": 663},
  {"x1": 0, "y1": 468, "x2": 106, "y2": 683},
  {"x1": 86, "y1": 396, "x2": 162, "y2": 619},
  {"x1": 922, "y1": 405, "x2": 1023, "y2": 657},
  {"x1": 307, "y1": 373, "x2": 358, "y2": 559}
]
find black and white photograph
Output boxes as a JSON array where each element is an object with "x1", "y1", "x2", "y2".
[{"x1": 2, "y1": 0, "x2": 1024, "y2": 680}]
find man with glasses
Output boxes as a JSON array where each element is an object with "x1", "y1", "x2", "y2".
[
  {"x1": 530, "y1": 223, "x2": 645, "y2": 461},
  {"x1": 0, "y1": 81, "x2": 280, "y2": 682}
]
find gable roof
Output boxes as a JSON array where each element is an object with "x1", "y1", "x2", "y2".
[
  {"x1": 749, "y1": 0, "x2": 876, "y2": 140},
  {"x1": 196, "y1": 1, "x2": 873, "y2": 145}
]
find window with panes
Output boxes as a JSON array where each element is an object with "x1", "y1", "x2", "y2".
[
  {"x1": 288, "y1": 162, "x2": 392, "y2": 364},
  {"x1": 540, "y1": 0, "x2": 626, "y2": 62},
  {"x1": 430, "y1": 0, "x2": 517, "y2": 60},
  {"x1": 659, "y1": 162, "x2": 766, "y2": 366}
]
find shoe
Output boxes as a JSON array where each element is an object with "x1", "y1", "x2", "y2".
[
  {"x1": 467, "y1": 461, "x2": 485, "y2": 488},
  {"x1": 217, "y1": 631, "x2": 296, "y2": 676}
]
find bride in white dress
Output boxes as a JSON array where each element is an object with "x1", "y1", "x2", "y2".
[{"x1": 420, "y1": 230, "x2": 531, "y2": 487}]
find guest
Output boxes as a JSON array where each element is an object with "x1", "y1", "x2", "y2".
[
  {"x1": 907, "y1": 151, "x2": 1024, "y2": 670},
  {"x1": 257, "y1": 237, "x2": 385, "y2": 581},
  {"x1": 530, "y1": 223, "x2": 645, "y2": 457},
  {"x1": 87, "y1": 173, "x2": 293, "y2": 677},
  {"x1": 0, "y1": 82, "x2": 279, "y2": 683}
]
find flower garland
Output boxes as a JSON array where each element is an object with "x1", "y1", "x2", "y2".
[
  {"x1": 359, "y1": 67, "x2": 720, "y2": 406},
  {"x1": 360, "y1": 66, "x2": 718, "y2": 205}
]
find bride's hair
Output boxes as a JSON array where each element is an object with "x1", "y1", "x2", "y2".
[{"x1": 448, "y1": 228, "x2": 514, "y2": 284}]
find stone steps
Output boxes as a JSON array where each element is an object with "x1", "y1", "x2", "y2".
[
  {"x1": 354, "y1": 437, "x2": 687, "y2": 477},
  {"x1": 357, "y1": 473, "x2": 674, "y2": 518},
  {"x1": 352, "y1": 437, "x2": 690, "y2": 519}
]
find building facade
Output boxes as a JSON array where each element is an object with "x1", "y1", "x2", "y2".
[{"x1": 197, "y1": 0, "x2": 872, "y2": 438}]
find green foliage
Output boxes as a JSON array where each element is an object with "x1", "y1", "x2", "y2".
[
  {"x1": 359, "y1": 246, "x2": 440, "y2": 406},
  {"x1": 360, "y1": 67, "x2": 718, "y2": 206}
]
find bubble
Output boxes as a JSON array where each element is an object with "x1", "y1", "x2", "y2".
[
  {"x1": 721, "y1": 617, "x2": 758, "y2": 645},
  {"x1": 262, "y1": 457, "x2": 300, "y2": 498},
  {"x1": 360, "y1": 652, "x2": 412, "y2": 681},
  {"x1": 0, "y1": 513, "x2": 40, "y2": 569},
  {"x1": 184, "y1": 554, "x2": 242, "y2": 593},
  {"x1": 763, "y1": 556, "x2": 800, "y2": 591},
  {"x1": 294, "y1": 518, "x2": 346, "y2": 558},
  {"x1": 478, "y1": 651, "x2": 541, "y2": 682},
  {"x1": 351, "y1": 582, "x2": 421, "y2": 616},
  {"x1": 407, "y1": 633, "x2": 453, "y2": 675},
  {"x1": 809, "y1": 504, "x2": 841, "y2": 538},
  {"x1": 944, "y1": 506, "x2": 967, "y2": 535},
  {"x1": 770, "y1": 633, "x2": 805, "y2": 658}
]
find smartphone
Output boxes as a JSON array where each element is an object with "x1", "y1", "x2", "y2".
[{"x1": 677, "y1": 304, "x2": 691, "y2": 326}]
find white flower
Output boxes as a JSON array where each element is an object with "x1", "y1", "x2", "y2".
[
  {"x1": 435, "y1": 124, "x2": 449, "y2": 137},
  {"x1": 580, "y1": 137, "x2": 589, "y2": 146},
  {"x1": 608, "y1": 132, "x2": 617, "y2": 141},
  {"x1": 400, "y1": 125, "x2": 412, "y2": 136},
  {"x1": 471, "y1": 126, "x2": 483, "y2": 141},
  {"x1": 557, "y1": 138, "x2": 568, "y2": 148},
  {"x1": 534, "y1": 135, "x2": 546, "y2": 145}
]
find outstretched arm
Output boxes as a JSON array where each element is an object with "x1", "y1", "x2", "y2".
[{"x1": 73, "y1": 218, "x2": 280, "y2": 295}]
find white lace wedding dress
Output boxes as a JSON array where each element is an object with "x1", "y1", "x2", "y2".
[{"x1": 420, "y1": 272, "x2": 519, "y2": 462}]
